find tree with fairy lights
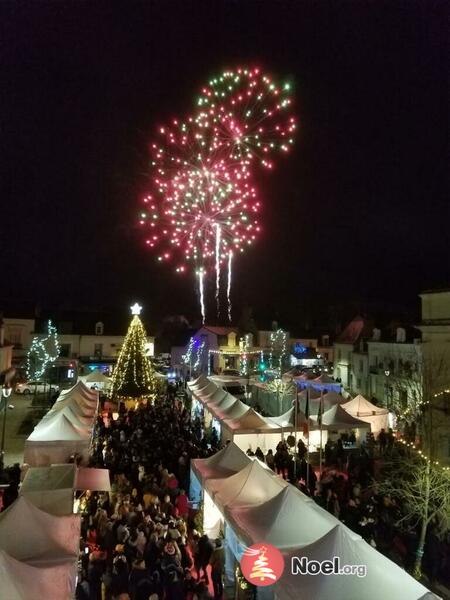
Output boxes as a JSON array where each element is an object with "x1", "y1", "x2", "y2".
[
  {"x1": 377, "y1": 448, "x2": 450, "y2": 580},
  {"x1": 26, "y1": 320, "x2": 60, "y2": 381},
  {"x1": 110, "y1": 303, "x2": 157, "y2": 401}
]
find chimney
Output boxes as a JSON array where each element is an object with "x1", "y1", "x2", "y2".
[
  {"x1": 271, "y1": 320, "x2": 278, "y2": 332},
  {"x1": 372, "y1": 328, "x2": 381, "y2": 341}
]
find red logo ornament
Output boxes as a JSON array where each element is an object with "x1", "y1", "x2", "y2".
[{"x1": 240, "y1": 542, "x2": 285, "y2": 586}]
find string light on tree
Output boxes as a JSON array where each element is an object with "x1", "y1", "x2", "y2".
[
  {"x1": 110, "y1": 304, "x2": 157, "y2": 401},
  {"x1": 26, "y1": 320, "x2": 61, "y2": 381}
]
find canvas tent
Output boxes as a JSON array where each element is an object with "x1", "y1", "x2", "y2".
[
  {"x1": 79, "y1": 369, "x2": 111, "y2": 390},
  {"x1": 0, "y1": 496, "x2": 80, "y2": 564},
  {"x1": 58, "y1": 380, "x2": 98, "y2": 401},
  {"x1": 20, "y1": 464, "x2": 110, "y2": 515},
  {"x1": 311, "y1": 403, "x2": 371, "y2": 434},
  {"x1": 24, "y1": 410, "x2": 92, "y2": 466},
  {"x1": 0, "y1": 550, "x2": 77, "y2": 600},
  {"x1": 342, "y1": 394, "x2": 389, "y2": 435},
  {"x1": 225, "y1": 485, "x2": 338, "y2": 550},
  {"x1": 276, "y1": 524, "x2": 439, "y2": 600},
  {"x1": 192, "y1": 442, "x2": 251, "y2": 483},
  {"x1": 207, "y1": 459, "x2": 288, "y2": 511}
]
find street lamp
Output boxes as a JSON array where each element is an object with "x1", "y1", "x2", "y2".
[{"x1": 1, "y1": 386, "x2": 13, "y2": 467}]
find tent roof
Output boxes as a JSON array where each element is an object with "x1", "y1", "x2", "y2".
[
  {"x1": 268, "y1": 406, "x2": 318, "y2": 430},
  {"x1": 322, "y1": 390, "x2": 346, "y2": 405},
  {"x1": 28, "y1": 411, "x2": 92, "y2": 442},
  {"x1": 209, "y1": 392, "x2": 237, "y2": 412},
  {"x1": 223, "y1": 407, "x2": 280, "y2": 433},
  {"x1": 188, "y1": 375, "x2": 209, "y2": 391},
  {"x1": 226, "y1": 486, "x2": 338, "y2": 550},
  {"x1": 0, "y1": 496, "x2": 80, "y2": 564},
  {"x1": 208, "y1": 459, "x2": 288, "y2": 509},
  {"x1": 196, "y1": 381, "x2": 219, "y2": 397},
  {"x1": 213, "y1": 399, "x2": 250, "y2": 421},
  {"x1": 81, "y1": 369, "x2": 111, "y2": 383},
  {"x1": 342, "y1": 394, "x2": 389, "y2": 417},
  {"x1": 201, "y1": 388, "x2": 228, "y2": 406},
  {"x1": 21, "y1": 464, "x2": 76, "y2": 494},
  {"x1": 0, "y1": 550, "x2": 77, "y2": 600},
  {"x1": 298, "y1": 388, "x2": 322, "y2": 399},
  {"x1": 58, "y1": 380, "x2": 97, "y2": 400},
  {"x1": 277, "y1": 525, "x2": 438, "y2": 600},
  {"x1": 192, "y1": 442, "x2": 251, "y2": 482},
  {"x1": 21, "y1": 464, "x2": 110, "y2": 494},
  {"x1": 41, "y1": 404, "x2": 94, "y2": 430},
  {"x1": 312, "y1": 403, "x2": 371, "y2": 429}
]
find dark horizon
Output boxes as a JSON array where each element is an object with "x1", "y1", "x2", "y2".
[{"x1": 1, "y1": 1, "x2": 448, "y2": 328}]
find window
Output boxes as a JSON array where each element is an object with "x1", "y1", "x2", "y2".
[
  {"x1": 7, "y1": 328, "x2": 22, "y2": 346},
  {"x1": 94, "y1": 343, "x2": 103, "y2": 358},
  {"x1": 95, "y1": 322, "x2": 104, "y2": 336},
  {"x1": 359, "y1": 359, "x2": 364, "y2": 373}
]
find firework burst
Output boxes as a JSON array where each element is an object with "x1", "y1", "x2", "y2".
[{"x1": 140, "y1": 66, "x2": 296, "y2": 321}]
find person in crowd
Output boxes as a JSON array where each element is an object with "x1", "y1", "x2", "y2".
[{"x1": 210, "y1": 537, "x2": 225, "y2": 599}]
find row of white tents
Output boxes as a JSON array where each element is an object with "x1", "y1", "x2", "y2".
[
  {"x1": 0, "y1": 379, "x2": 111, "y2": 598},
  {"x1": 23, "y1": 380, "x2": 99, "y2": 467},
  {"x1": 191, "y1": 443, "x2": 438, "y2": 600},
  {"x1": 189, "y1": 375, "x2": 389, "y2": 452}
]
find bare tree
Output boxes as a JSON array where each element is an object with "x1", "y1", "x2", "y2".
[
  {"x1": 387, "y1": 346, "x2": 450, "y2": 459},
  {"x1": 376, "y1": 452, "x2": 450, "y2": 579},
  {"x1": 266, "y1": 377, "x2": 296, "y2": 414}
]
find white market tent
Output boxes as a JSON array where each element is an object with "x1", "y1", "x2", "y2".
[
  {"x1": 225, "y1": 485, "x2": 338, "y2": 550},
  {"x1": 79, "y1": 369, "x2": 112, "y2": 390},
  {"x1": 41, "y1": 404, "x2": 95, "y2": 430},
  {"x1": 342, "y1": 394, "x2": 389, "y2": 435},
  {"x1": 267, "y1": 406, "x2": 327, "y2": 448},
  {"x1": 0, "y1": 550, "x2": 77, "y2": 600},
  {"x1": 207, "y1": 459, "x2": 288, "y2": 511},
  {"x1": 311, "y1": 403, "x2": 371, "y2": 434},
  {"x1": 202, "y1": 388, "x2": 228, "y2": 406},
  {"x1": 190, "y1": 442, "x2": 251, "y2": 505},
  {"x1": 0, "y1": 496, "x2": 80, "y2": 564},
  {"x1": 46, "y1": 393, "x2": 98, "y2": 419},
  {"x1": 212, "y1": 399, "x2": 250, "y2": 421},
  {"x1": 24, "y1": 410, "x2": 92, "y2": 466},
  {"x1": 58, "y1": 380, "x2": 98, "y2": 401},
  {"x1": 188, "y1": 375, "x2": 209, "y2": 391},
  {"x1": 276, "y1": 525, "x2": 440, "y2": 600},
  {"x1": 220, "y1": 407, "x2": 286, "y2": 452},
  {"x1": 196, "y1": 445, "x2": 438, "y2": 600},
  {"x1": 192, "y1": 442, "x2": 251, "y2": 483},
  {"x1": 20, "y1": 464, "x2": 110, "y2": 515}
]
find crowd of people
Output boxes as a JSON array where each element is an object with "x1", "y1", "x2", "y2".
[{"x1": 76, "y1": 387, "x2": 224, "y2": 600}]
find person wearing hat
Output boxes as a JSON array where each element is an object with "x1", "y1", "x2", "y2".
[{"x1": 210, "y1": 538, "x2": 225, "y2": 599}]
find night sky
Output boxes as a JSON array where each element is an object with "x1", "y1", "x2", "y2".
[{"x1": 1, "y1": 1, "x2": 448, "y2": 328}]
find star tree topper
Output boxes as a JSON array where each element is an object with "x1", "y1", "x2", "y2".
[{"x1": 131, "y1": 302, "x2": 143, "y2": 316}]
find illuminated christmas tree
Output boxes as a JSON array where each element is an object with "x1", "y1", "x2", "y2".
[{"x1": 110, "y1": 303, "x2": 157, "y2": 400}]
